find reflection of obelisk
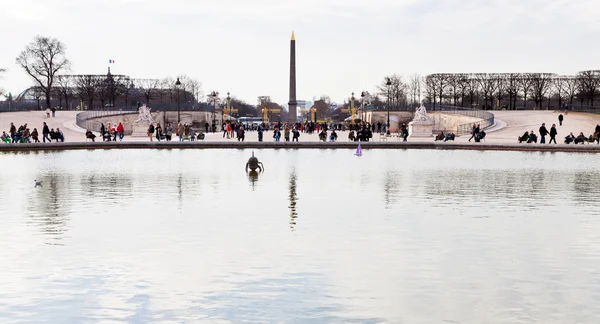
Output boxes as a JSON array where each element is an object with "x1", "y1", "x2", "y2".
[{"x1": 288, "y1": 31, "x2": 297, "y2": 122}]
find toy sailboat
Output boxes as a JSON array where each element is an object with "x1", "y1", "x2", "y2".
[{"x1": 355, "y1": 144, "x2": 362, "y2": 156}]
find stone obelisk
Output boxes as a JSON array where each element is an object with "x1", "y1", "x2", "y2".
[{"x1": 288, "y1": 31, "x2": 297, "y2": 122}]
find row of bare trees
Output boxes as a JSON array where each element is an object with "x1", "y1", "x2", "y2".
[
  {"x1": 424, "y1": 71, "x2": 600, "y2": 110},
  {"x1": 29, "y1": 73, "x2": 202, "y2": 111},
  {"x1": 13, "y1": 35, "x2": 204, "y2": 110}
]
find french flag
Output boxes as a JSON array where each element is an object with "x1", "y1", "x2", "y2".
[{"x1": 109, "y1": 59, "x2": 115, "y2": 64}]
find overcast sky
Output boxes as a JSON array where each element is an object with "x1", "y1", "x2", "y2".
[{"x1": 0, "y1": 0, "x2": 598, "y2": 106}]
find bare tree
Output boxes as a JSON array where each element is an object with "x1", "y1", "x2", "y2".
[
  {"x1": 75, "y1": 75, "x2": 99, "y2": 110},
  {"x1": 475, "y1": 73, "x2": 497, "y2": 109},
  {"x1": 137, "y1": 79, "x2": 160, "y2": 106},
  {"x1": 424, "y1": 75, "x2": 437, "y2": 105},
  {"x1": 518, "y1": 73, "x2": 534, "y2": 109},
  {"x1": 564, "y1": 76, "x2": 577, "y2": 105},
  {"x1": 427, "y1": 74, "x2": 450, "y2": 107},
  {"x1": 505, "y1": 74, "x2": 520, "y2": 110},
  {"x1": 446, "y1": 74, "x2": 463, "y2": 106},
  {"x1": 407, "y1": 74, "x2": 421, "y2": 106},
  {"x1": 16, "y1": 36, "x2": 70, "y2": 109},
  {"x1": 377, "y1": 74, "x2": 407, "y2": 107},
  {"x1": 552, "y1": 76, "x2": 568, "y2": 109},
  {"x1": 55, "y1": 75, "x2": 74, "y2": 109},
  {"x1": 530, "y1": 73, "x2": 554, "y2": 109},
  {"x1": 494, "y1": 74, "x2": 507, "y2": 108},
  {"x1": 577, "y1": 70, "x2": 600, "y2": 106}
]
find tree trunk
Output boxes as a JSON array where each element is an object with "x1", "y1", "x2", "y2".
[{"x1": 45, "y1": 89, "x2": 51, "y2": 109}]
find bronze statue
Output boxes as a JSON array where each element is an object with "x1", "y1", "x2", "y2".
[{"x1": 245, "y1": 151, "x2": 264, "y2": 172}]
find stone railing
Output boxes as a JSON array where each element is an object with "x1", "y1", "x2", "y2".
[
  {"x1": 75, "y1": 110, "x2": 137, "y2": 134},
  {"x1": 426, "y1": 105, "x2": 495, "y2": 134}
]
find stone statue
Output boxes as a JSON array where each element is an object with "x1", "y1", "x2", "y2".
[
  {"x1": 134, "y1": 104, "x2": 155, "y2": 123},
  {"x1": 412, "y1": 103, "x2": 432, "y2": 123},
  {"x1": 245, "y1": 151, "x2": 265, "y2": 172}
]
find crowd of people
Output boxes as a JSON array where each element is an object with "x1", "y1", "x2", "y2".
[
  {"x1": 2, "y1": 122, "x2": 64, "y2": 143},
  {"x1": 518, "y1": 114, "x2": 600, "y2": 145},
  {"x1": 220, "y1": 120, "x2": 402, "y2": 143}
]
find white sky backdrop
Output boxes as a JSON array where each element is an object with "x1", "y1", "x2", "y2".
[{"x1": 0, "y1": 0, "x2": 598, "y2": 105}]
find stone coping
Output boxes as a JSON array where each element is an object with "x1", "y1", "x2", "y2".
[{"x1": 1, "y1": 141, "x2": 599, "y2": 153}]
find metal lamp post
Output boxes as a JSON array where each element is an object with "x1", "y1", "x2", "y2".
[
  {"x1": 386, "y1": 77, "x2": 392, "y2": 129},
  {"x1": 350, "y1": 92, "x2": 355, "y2": 124},
  {"x1": 224, "y1": 92, "x2": 231, "y2": 123},
  {"x1": 208, "y1": 90, "x2": 219, "y2": 132},
  {"x1": 360, "y1": 91, "x2": 366, "y2": 123},
  {"x1": 175, "y1": 77, "x2": 182, "y2": 123}
]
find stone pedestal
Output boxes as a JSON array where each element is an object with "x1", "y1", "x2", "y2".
[
  {"x1": 132, "y1": 123, "x2": 151, "y2": 137},
  {"x1": 408, "y1": 121, "x2": 433, "y2": 138}
]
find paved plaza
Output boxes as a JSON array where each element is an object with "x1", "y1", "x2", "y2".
[{"x1": 1, "y1": 110, "x2": 599, "y2": 146}]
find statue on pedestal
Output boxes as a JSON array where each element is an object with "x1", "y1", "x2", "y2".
[
  {"x1": 134, "y1": 104, "x2": 155, "y2": 124},
  {"x1": 411, "y1": 103, "x2": 433, "y2": 123}
]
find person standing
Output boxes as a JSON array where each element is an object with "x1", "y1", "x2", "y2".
[
  {"x1": 284, "y1": 124, "x2": 291, "y2": 142},
  {"x1": 51, "y1": 107, "x2": 56, "y2": 118},
  {"x1": 9, "y1": 122, "x2": 17, "y2": 143},
  {"x1": 147, "y1": 123, "x2": 155, "y2": 141},
  {"x1": 178, "y1": 122, "x2": 185, "y2": 141},
  {"x1": 42, "y1": 122, "x2": 50, "y2": 143},
  {"x1": 258, "y1": 127, "x2": 264, "y2": 142},
  {"x1": 549, "y1": 124, "x2": 557, "y2": 144},
  {"x1": 155, "y1": 124, "x2": 163, "y2": 141},
  {"x1": 205, "y1": 122, "x2": 209, "y2": 133},
  {"x1": 539, "y1": 123, "x2": 549, "y2": 144},
  {"x1": 558, "y1": 114, "x2": 564, "y2": 126},
  {"x1": 117, "y1": 123, "x2": 125, "y2": 141}
]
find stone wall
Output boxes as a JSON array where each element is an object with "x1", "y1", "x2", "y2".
[
  {"x1": 86, "y1": 111, "x2": 224, "y2": 134},
  {"x1": 365, "y1": 110, "x2": 490, "y2": 134},
  {"x1": 429, "y1": 112, "x2": 483, "y2": 133}
]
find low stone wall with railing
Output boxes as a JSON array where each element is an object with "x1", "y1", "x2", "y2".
[
  {"x1": 75, "y1": 110, "x2": 138, "y2": 135},
  {"x1": 427, "y1": 105, "x2": 495, "y2": 134}
]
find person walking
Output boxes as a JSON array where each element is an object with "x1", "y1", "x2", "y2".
[
  {"x1": 539, "y1": 123, "x2": 549, "y2": 144},
  {"x1": 549, "y1": 124, "x2": 557, "y2": 144},
  {"x1": 558, "y1": 114, "x2": 564, "y2": 126},
  {"x1": 468, "y1": 123, "x2": 477, "y2": 142},
  {"x1": 42, "y1": 122, "x2": 50, "y2": 143}
]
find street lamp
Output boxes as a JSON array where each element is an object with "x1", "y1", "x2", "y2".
[
  {"x1": 224, "y1": 92, "x2": 231, "y2": 123},
  {"x1": 208, "y1": 90, "x2": 219, "y2": 132},
  {"x1": 175, "y1": 77, "x2": 182, "y2": 123},
  {"x1": 360, "y1": 91, "x2": 366, "y2": 122},
  {"x1": 386, "y1": 77, "x2": 392, "y2": 129}
]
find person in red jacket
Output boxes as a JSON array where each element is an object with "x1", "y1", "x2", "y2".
[{"x1": 117, "y1": 123, "x2": 125, "y2": 141}]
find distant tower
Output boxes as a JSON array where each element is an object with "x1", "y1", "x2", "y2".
[{"x1": 288, "y1": 31, "x2": 297, "y2": 122}]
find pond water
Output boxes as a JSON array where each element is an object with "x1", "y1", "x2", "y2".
[{"x1": 0, "y1": 149, "x2": 599, "y2": 323}]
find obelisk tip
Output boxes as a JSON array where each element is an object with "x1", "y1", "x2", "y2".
[{"x1": 291, "y1": 31, "x2": 295, "y2": 41}]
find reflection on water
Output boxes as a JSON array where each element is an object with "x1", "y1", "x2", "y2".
[
  {"x1": 247, "y1": 170, "x2": 259, "y2": 190},
  {"x1": 1, "y1": 149, "x2": 600, "y2": 323},
  {"x1": 288, "y1": 169, "x2": 298, "y2": 231}
]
